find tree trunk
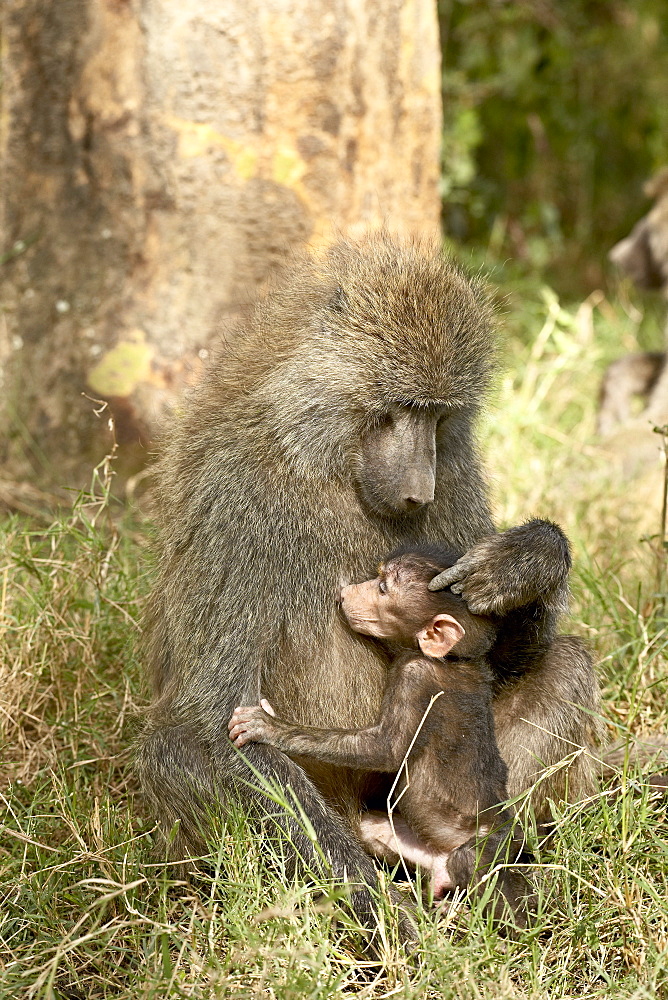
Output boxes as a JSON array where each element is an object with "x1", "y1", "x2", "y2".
[{"x1": 0, "y1": 0, "x2": 441, "y2": 489}]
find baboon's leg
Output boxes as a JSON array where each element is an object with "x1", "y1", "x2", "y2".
[
  {"x1": 359, "y1": 811, "x2": 437, "y2": 869},
  {"x1": 598, "y1": 351, "x2": 665, "y2": 435},
  {"x1": 448, "y1": 835, "x2": 533, "y2": 928},
  {"x1": 644, "y1": 349, "x2": 668, "y2": 425},
  {"x1": 135, "y1": 723, "x2": 385, "y2": 927},
  {"x1": 135, "y1": 722, "x2": 220, "y2": 864},
  {"x1": 494, "y1": 636, "x2": 602, "y2": 821}
]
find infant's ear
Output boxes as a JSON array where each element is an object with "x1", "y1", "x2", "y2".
[{"x1": 417, "y1": 614, "x2": 465, "y2": 658}]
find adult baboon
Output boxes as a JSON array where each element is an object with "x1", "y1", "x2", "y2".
[
  {"x1": 600, "y1": 168, "x2": 668, "y2": 434},
  {"x1": 135, "y1": 233, "x2": 600, "y2": 926}
]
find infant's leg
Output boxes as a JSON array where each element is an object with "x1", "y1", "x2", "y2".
[
  {"x1": 359, "y1": 811, "x2": 454, "y2": 897},
  {"x1": 430, "y1": 856, "x2": 455, "y2": 898}
]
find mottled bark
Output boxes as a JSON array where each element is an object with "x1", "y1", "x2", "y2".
[{"x1": 0, "y1": 0, "x2": 441, "y2": 487}]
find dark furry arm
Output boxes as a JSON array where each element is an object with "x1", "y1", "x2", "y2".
[
  {"x1": 428, "y1": 519, "x2": 572, "y2": 683},
  {"x1": 228, "y1": 709, "x2": 405, "y2": 771},
  {"x1": 428, "y1": 519, "x2": 571, "y2": 617},
  {"x1": 228, "y1": 661, "x2": 426, "y2": 771}
]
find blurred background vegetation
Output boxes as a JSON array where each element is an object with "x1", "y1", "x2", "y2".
[
  {"x1": 4, "y1": 4, "x2": 668, "y2": 995},
  {"x1": 439, "y1": 0, "x2": 668, "y2": 296}
]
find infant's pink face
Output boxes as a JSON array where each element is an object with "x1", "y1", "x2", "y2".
[
  {"x1": 339, "y1": 563, "x2": 415, "y2": 640},
  {"x1": 340, "y1": 558, "x2": 466, "y2": 659}
]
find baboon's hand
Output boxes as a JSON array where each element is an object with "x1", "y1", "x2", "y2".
[
  {"x1": 427, "y1": 521, "x2": 571, "y2": 615},
  {"x1": 228, "y1": 699, "x2": 277, "y2": 747}
]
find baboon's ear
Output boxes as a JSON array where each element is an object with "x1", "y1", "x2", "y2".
[
  {"x1": 417, "y1": 614, "x2": 465, "y2": 658},
  {"x1": 328, "y1": 285, "x2": 348, "y2": 312}
]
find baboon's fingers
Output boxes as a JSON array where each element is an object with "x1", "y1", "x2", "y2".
[
  {"x1": 228, "y1": 705, "x2": 260, "y2": 729},
  {"x1": 228, "y1": 708, "x2": 244, "y2": 731},
  {"x1": 428, "y1": 563, "x2": 465, "y2": 591},
  {"x1": 230, "y1": 722, "x2": 268, "y2": 747},
  {"x1": 428, "y1": 552, "x2": 479, "y2": 591},
  {"x1": 228, "y1": 721, "x2": 248, "y2": 741}
]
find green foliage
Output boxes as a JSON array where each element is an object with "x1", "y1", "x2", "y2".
[{"x1": 440, "y1": 0, "x2": 668, "y2": 293}]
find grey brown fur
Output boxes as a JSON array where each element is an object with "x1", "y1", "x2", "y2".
[
  {"x1": 229, "y1": 546, "x2": 534, "y2": 926},
  {"x1": 135, "y1": 233, "x2": 600, "y2": 927},
  {"x1": 601, "y1": 168, "x2": 668, "y2": 434}
]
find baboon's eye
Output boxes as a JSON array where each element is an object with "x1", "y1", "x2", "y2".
[{"x1": 378, "y1": 579, "x2": 387, "y2": 595}]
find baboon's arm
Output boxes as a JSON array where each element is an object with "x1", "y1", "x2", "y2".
[
  {"x1": 427, "y1": 519, "x2": 572, "y2": 680},
  {"x1": 428, "y1": 519, "x2": 571, "y2": 617},
  {"x1": 228, "y1": 664, "x2": 425, "y2": 772},
  {"x1": 229, "y1": 715, "x2": 404, "y2": 771}
]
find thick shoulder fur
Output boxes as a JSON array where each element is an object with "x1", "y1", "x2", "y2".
[{"x1": 209, "y1": 232, "x2": 495, "y2": 403}]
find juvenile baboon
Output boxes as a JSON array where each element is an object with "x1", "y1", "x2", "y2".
[
  {"x1": 229, "y1": 545, "x2": 534, "y2": 926},
  {"x1": 600, "y1": 168, "x2": 668, "y2": 434},
  {"x1": 135, "y1": 233, "x2": 599, "y2": 929}
]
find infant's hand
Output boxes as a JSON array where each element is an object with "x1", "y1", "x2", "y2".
[{"x1": 228, "y1": 699, "x2": 276, "y2": 747}]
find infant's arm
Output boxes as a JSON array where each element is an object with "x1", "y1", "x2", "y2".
[{"x1": 228, "y1": 662, "x2": 427, "y2": 771}]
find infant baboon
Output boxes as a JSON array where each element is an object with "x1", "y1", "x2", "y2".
[{"x1": 229, "y1": 545, "x2": 533, "y2": 926}]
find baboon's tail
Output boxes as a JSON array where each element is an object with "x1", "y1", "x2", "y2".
[{"x1": 598, "y1": 736, "x2": 668, "y2": 786}]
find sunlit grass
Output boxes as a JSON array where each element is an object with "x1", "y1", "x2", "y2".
[{"x1": 1, "y1": 286, "x2": 668, "y2": 998}]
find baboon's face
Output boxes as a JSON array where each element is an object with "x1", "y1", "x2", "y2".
[
  {"x1": 356, "y1": 404, "x2": 442, "y2": 518},
  {"x1": 339, "y1": 561, "x2": 424, "y2": 643},
  {"x1": 339, "y1": 576, "x2": 396, "y2": 639},
  {"x1": 340, "y1": 561, "x2": 496, "y2": 667},
  {"x1": 341, "y1": 566, "x2": 421, "y2": 641}
]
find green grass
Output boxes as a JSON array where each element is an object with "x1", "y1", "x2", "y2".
[{"x1": 2, "y1": 287, "x2": 668, "y2": 998}]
